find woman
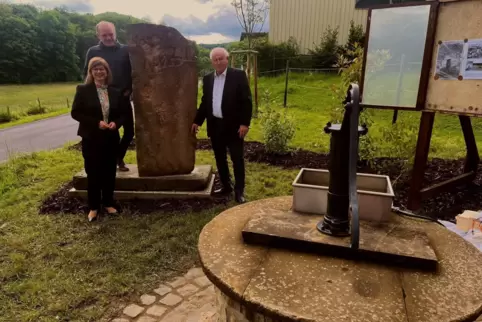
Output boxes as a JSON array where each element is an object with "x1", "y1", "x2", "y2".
[{"x1": 71, "y1": 57, "x2": 128, "y2": 222}]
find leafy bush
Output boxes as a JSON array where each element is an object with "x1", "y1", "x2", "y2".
[
  {"x1": 26, "y1": 105, "x2": 47, "y2": 115},
  {"x1": 230, "y1": 37, "x2": 303, "y2": 74},
  {"x1": 342, "y1": 20, "x2": 365, "y2": 56},
  {"x1": 0, "y1": 107, "x2": 17, "y2": 123},
  {"x1": 260, "y1": 90, "x2": 295, "y2": 154},
  {"x1": 308, "y1": 26, "x2": 341, "y2": 69}
]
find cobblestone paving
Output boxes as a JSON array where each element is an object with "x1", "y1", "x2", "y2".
[{"x1": 112, "y1": 267, "x2": 218, "y2": 322}]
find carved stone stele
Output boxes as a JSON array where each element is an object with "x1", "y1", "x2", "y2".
[{"x1": 126, "y1": 23, "x2": 198, "y2": 177}]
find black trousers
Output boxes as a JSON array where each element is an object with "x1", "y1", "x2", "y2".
[
  {"x1": 118, "y1": 96, "x2": 134, "y2": 164},
  {"x1": 81, "y1": 135, "x2": 119, "y2": 211},
  {"x1": 210, "y1": 118, "x2": 245, "y2": 192}
]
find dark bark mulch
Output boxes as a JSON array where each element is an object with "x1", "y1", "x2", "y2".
[{"x1": 55, "y1": 139, "x2": 482, "y2": 220}]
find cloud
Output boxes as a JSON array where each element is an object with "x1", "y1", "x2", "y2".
[
  {"x1": 12, "y1": 0, "x2": 94, "y2": 12},
  {"x1": 9, "y1": 0, "x2": 269, "y2": 44},
  {"x1": 187, "y1": 32, "x2": 235, "y2": 44},
  {"x1": 162, "y1": 7, "x2": 241, "y2": 40},
  {"x1": 162, "y1": 5, "x2": 269, "y2": 43}
]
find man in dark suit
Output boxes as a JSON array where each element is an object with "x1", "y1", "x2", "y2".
[
  {"x1": 192, "y1": 47, "x2": 253, "y2": 203},
  {"x1": 83, "y1": 21, "x2": 133, "y2": 172}
]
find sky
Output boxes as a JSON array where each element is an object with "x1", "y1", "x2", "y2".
[{"x1": 10, "y1": 0, "x2": 270, "y2": 44}]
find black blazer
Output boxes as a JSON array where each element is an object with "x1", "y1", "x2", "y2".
[
  {"x1": 194, "y1": 67, "x2": 253, "y2": 137},
  {"x1": 71, "y1": 83, "x2": 127, "y2": 140}
]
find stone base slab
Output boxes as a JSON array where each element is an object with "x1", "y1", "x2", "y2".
[
  {"x1": 242, "y1": 211, "x2": 438, "y2": 271},
  {"x1": 68, "y1": 174, "x2": 215, "y2": 200},
  {"x1": 72, "y1": 164, "x2": 212, "y2": 192}
]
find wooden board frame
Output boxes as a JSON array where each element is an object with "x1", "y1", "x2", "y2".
[
  {"x1": 359, "y1": 1, "x2": 439, "y2": 111},
  {"x1": 355, "y1": 0, "x2": 481, "y2": 212},
  {"x1": 425, "y1": 0, "x2": 482, "y2": 116}
]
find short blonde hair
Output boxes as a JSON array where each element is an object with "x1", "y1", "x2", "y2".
[{"x1": 85, "y1": 57, "x2": 112, "y2": 85}]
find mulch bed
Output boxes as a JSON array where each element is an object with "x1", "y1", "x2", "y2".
[{"x1": 54, "y1": 139, "x2": 482, "y2": 221}]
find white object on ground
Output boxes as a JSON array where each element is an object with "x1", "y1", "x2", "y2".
[{"x1": 439, "y1": 219, "x2": 482, "y2": 252}]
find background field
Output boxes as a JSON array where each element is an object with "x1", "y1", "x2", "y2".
[{"x1": 0, "y1": 83, "x2": 77, "y2": 129}]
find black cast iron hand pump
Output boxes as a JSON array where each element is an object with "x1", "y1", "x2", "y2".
[{"x1": 317, "y1": 84, "x2": 367, "y2": 250}]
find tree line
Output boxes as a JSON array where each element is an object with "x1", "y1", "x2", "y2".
[
  {"x1": 0, "y1": 3, "x2": 151, "y2": 84},
  {"x1": 0, "y1": 3, "x2": 364, "y2": 85}
]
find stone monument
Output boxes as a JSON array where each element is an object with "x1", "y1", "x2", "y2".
[
  {"x1": 69, "y1": 24, "x2": 214, "y2": 199},
  {"x1": 128, "y1": 23, "x2": 197, "y2": 177}
]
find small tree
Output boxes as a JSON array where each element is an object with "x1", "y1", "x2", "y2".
[
  {"x1": 231, "y1": 0, "x2": 269, "y2": 50},
  {"x1": 308, "y1": 26, "x2": 341, "y2": 69}
]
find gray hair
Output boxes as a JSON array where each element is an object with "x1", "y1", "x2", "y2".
[
  {"x1": 96, "y1": 20, "x2": 116, "y2": 33},
  {"x1": 209, "y1": 47, "x2": 229, "y2": 60}
]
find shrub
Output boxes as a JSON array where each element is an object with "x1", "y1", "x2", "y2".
[
  {"x1": 0, "y1": 107, "x2": 17, "y2": 123},
  {"x1": 308, "y1": 26, "x2": 341, "y2": 69},
  {"x1": 343, "y1": 20, "x2": 365, "y2": 54},
  {"x1": 260, "y1": 90, "x2": 295, "y2": 154},
  {"x1": 26, "y1": 105, "x2": 46, "y2": 115},
  {"x1": 27, "y1": 99, "x2": 47, "y2": 115}
]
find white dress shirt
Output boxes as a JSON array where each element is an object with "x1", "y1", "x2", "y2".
[{"x1": 212, "y1": 68, "x2": 227, "y2": 118}]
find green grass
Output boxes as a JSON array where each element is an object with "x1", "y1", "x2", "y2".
[
  {"x1": 0, "y1": 146, "x2": 297, "y2": 322},
  {"x1": 0, "y1": 83, "x2": 76, "y2": 128}
]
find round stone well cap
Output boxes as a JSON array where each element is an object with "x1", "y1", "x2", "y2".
[{"x1": 198, "y1": 196, "x2": 482, "y2": 322}]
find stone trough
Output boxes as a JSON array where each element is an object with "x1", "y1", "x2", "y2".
[{"x1": 292, "y1": 168, "x2": 395, "y2": 222}]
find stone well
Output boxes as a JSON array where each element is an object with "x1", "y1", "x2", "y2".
[{"x1": 198, "y1": 196, "x2": 482, "y2": 322}]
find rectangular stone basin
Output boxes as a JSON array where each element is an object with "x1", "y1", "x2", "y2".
[{"x1": 292, "y1": 168, "x2": 395, "y2": 222}]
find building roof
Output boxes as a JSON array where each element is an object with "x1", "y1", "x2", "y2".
[{"x1": 355, "y1": 0, "x2": 427, "y2": 9}]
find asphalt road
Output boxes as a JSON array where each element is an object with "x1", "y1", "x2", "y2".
[{"x1": 0, "y1": 114, "x2": 80, "y2": 163}]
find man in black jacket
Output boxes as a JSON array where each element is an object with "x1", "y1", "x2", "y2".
[
  {"x1": 192, "y1": 47, "x2": 253, "y2": 203},
  {"x1": 83, "y1": 21, "x2": 133, "y2": 172}
]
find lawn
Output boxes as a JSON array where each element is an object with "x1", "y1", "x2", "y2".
[
  {"x1": 1, "y1": 71, "x2": 482, "y2": 321},
  {"x1": 0, "y1": 146, "x2": 298, "y2": 321},
  {"x1": 0, "y1": 83, "x2": 77, "y2": 129}
]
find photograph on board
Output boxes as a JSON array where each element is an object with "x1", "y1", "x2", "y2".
[
  {"x1": 435, "y1": 40, "x2": 465, "y2": 80},
  {"x1": 464, "y1": 39, "x2": 482, "y2": 80}
]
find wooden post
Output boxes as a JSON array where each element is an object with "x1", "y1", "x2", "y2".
[
  {"x1": 283, "y1": 59, "x2": 290, "y2": 107},
  {"x1": 407, "y1": 111, "x2": 435, "y2": 211},
  {"x1": 459, "y1": 115, "x2": 480, "y2": 172},
  {"x1": 231, "y1": 54, "x2": 236, "y2": 68},
  {"x1": 392, "y1": 54, "x2": 406, "y2": 124},
  {"x1": 254, "y1": 53, "x2": 258, "y2": 115},
  {"x1": 246, "y1": 53, "x2": 251, "y2": 87}
]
